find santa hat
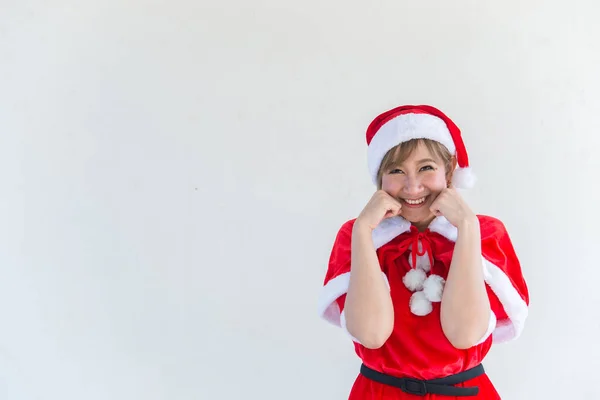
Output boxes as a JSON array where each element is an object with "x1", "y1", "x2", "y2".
[{"x1": 366, "y1": 105, "x2": 476, "y2": 189}]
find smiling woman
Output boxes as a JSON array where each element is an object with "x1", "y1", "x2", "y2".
[{"x1": 317, "y1": 105, "x2": 529, "y2": 400}]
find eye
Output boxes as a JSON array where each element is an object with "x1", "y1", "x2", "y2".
[
  {"x1": 389, "y1": 168, "x2": 404, "y2": 174},
  {"x1": 420, "y1": 165, "x2": 435, "y2": 171}
]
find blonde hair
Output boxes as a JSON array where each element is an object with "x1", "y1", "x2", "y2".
[{"x1": 376, "y1": 139, "x2": 455, "y2": 189}]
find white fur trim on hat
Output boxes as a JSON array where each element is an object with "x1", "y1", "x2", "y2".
[{"x1": 367, "y1": 113, "x2": 456, "y2": 185}]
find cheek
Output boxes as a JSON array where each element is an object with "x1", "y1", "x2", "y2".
[
  {"x1": 381, "y1": 175, "x2": 404, "y2": 194},
  {"x1": 423, "y1": 173, "x2": 448, "y2": 191}
]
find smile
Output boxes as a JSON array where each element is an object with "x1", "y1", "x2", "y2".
[{"x1": 402, "y1": 196, "x2": 428, "y2": 207}]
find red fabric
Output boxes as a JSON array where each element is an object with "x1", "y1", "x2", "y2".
[
  {"x1": 322, "y1": 215, "x2": 528, "y2": 399},
  {"x1": 479, "y1": 217, "x2": 530, "y2": 327},
  {"x1": 348, "y1": 372, "x2": 500, "y2": 399}
]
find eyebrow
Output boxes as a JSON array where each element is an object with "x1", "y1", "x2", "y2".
[{"x1": 387, "y1": 158, "x2": 438, "y2": 169}]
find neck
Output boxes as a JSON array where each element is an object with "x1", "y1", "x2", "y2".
[{"x1": 412, "y1": 215, "x2": 436, "y2": 232}]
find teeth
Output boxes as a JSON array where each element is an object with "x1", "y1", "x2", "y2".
[{"x1": 405, "y1": 197, "x2": 426, "y2": 205}]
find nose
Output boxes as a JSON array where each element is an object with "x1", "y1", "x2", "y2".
[{"x1": 403, "y1": 174, "x2": 423, "y2": 196}]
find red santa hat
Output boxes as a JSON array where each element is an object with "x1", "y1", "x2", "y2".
[{"x1": 366, "y1": 104, "x2": 476, "y2": 189}]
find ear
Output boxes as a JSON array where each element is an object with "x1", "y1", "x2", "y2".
[{"x1": 446, "y1": 156, "x2": 458, "y2": 183}]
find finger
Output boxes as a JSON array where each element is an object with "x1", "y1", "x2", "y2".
[
  {"x1": 429, "y1": 205, "x2": 441, "y2": 215},
  {"x1": 429, "y1": 199, "x2": 442, "y2": 215},
  {"x1": 383, "y1": 208, "x2": 400, "y2": 219},
  {"x1": 429, "y1": 204, "x2": 442, "y2": 217},
  {"x1": 390, "y1": 202, "x2": 402, "y2": 216},
  {"x1": 385, "y1": 196, "x2": 402, "y2": 209},
  {"x1": 429, "y1": 194, "x2": 441, "y2": 209},
  {"x1": 394, "y1": 204, "x2": 403, "y2": 216},
  {"x1": 384, "y1": 202, "x2": 402, "y2": 218}
]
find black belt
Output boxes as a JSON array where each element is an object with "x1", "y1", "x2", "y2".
[{"x1": 360, "y1": 363, "x2": 485, "y2": 397}]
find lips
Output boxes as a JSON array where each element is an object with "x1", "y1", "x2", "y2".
[{"x1": 402, "y1": 196, "x2": 429, "y2": 208}]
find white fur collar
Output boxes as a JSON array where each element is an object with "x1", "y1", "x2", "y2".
[
  {"x1": 428, "y1": 216, "x2": 458, "y2": 242},
  {"x1": 371, "y1": 216, "x2": 458, "y2": 249}
]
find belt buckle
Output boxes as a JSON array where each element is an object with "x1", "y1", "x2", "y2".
[{"x1": 401, "y1": 378, "x2": 427, "y2": 396}]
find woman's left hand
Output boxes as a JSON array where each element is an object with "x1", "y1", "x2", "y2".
[{"x1": 429, "y1": 185, "x2": 477, "y2": 228}]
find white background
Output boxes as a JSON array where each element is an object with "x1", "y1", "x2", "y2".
[{"x1": 1, "y1": 0, "x2": 599, "y2": 399}]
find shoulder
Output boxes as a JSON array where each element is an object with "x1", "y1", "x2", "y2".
[
  {"x1": 325, "y1": 219, "x2": 358, "y2": 274},
  {"x1": 339, "y1": 218, "x2": 357, "y2": 232},
  {"x1": 476, "y1": 215, "x2": 520, "y2": 258},
  {"x1": 329, "y1": 219, "x2": 357, "y2": 248},
  {"x1": 476, "y1": 214, "x2": 509, "y2": 239}
]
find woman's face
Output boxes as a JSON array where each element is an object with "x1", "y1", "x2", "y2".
[{"x1": 381, "y1": 141, "x2": 452, "y2": 229}]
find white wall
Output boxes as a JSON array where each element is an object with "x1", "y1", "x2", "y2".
[{"x1": 1, "y1": 1, "x2": 599, "y2": 399}]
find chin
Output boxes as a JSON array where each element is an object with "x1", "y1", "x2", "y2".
[{"x1": 403, "y1": 211, "x2": 434, "y2": 225}]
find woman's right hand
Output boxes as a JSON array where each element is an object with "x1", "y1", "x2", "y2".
[{"x1": 355, "y1": 190, "x2": 403, "y2": 232}]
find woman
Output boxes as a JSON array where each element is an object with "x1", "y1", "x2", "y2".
[{"x1": 317, "y1": 105, "x2": 529, "y2": 399}]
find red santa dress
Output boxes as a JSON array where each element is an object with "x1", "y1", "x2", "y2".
[{"x1": 317, "y1": 214, "x2": 529, "y2": 399}]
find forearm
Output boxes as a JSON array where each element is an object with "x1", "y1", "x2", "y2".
[
  {"x1": 440, "y1": 217, "x2": 491, "y2": 349},
  {"x1": 344, "y1": 223, "x2": 394, "y2": 349}
]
